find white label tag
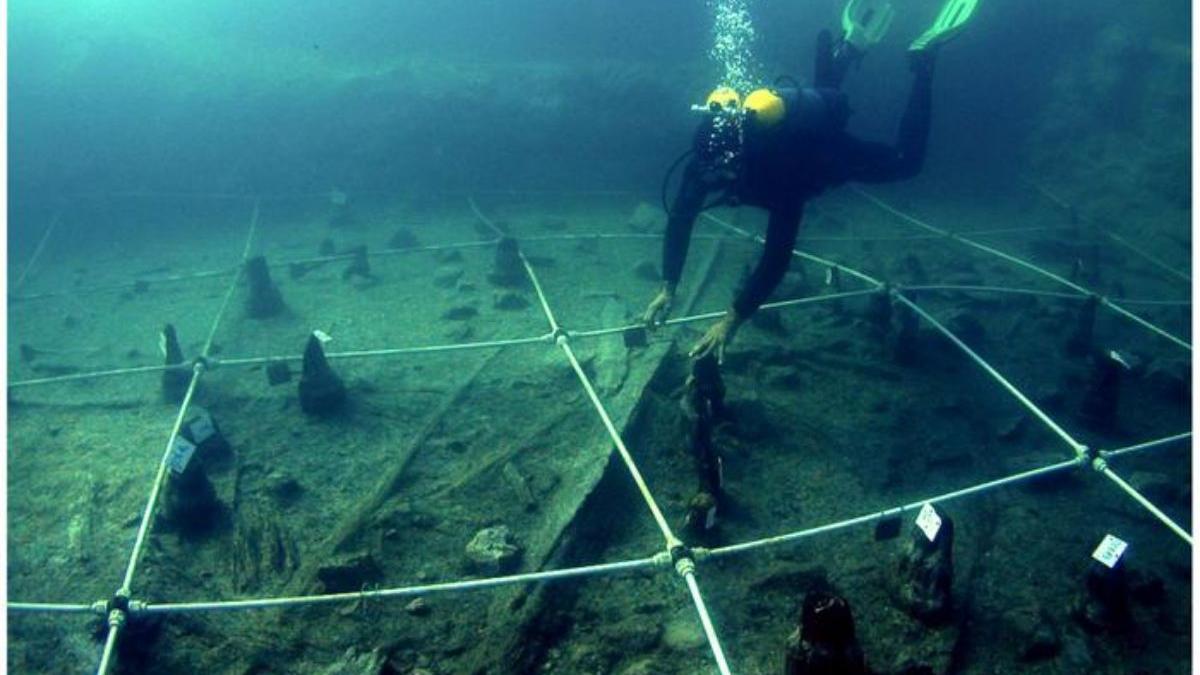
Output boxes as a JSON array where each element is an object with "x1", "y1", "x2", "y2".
[
  {"x1": 704, "y1": 506, "x2": 717, "y2": 530},
  {"x1": 915, "y1": 503, "x2": 942, "y2": 542},
  {"x1": 313, "y1": 329, "x2": 333, "y2": 344},
  {"x1": 188, "y1": 414, "x2": 216, "y2": 444},
  {"x1": 167, "y1": 437, "x2": 197, "y2": 475},
  {"x1": 716, "y1": 456, "x2": 724, "y2": 489},
  {"x1": 1091, "y1": 534, "x2": 1128, "y2": 569},
  {"x1": 825, "y1": 267, "x2": 834, "y2": 286}
]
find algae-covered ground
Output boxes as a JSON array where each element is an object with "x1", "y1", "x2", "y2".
[{"x1": 7, "y1": 181, "x2": 1191, "y2": 674}]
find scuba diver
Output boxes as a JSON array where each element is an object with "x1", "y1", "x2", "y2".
[{"x1": 644, "y1": 0, "x2": 979, "y2": 363}]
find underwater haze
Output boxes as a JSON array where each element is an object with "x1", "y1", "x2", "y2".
[{"x1": 7, "y1": 0, "x2": 1193, "y2": 674}]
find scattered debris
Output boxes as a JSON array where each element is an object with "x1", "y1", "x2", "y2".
[{"x1": 465, "y1": 525, "x2": 522, "y2": 575}]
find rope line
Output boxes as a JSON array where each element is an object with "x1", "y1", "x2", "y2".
[
  {"x1": 15, "y1": 209, "x2": 61, "y2": 289},
  {"x1": 894, "y1": 294, "x2": 1087, "y2": 455},
  {"x1": 135, "y1": 554, "x2": 665, "y2": 614},
  {"x1": 1097, "y1": 464, "x2": 1192, "y2": 544},
  {"x1": 853, "y1": 188, "x2": 1192, "y2": 352},
  {"x1": 702, "y1": 458, "x2": 1083, "y2": 559},
  {"x1": 1101, "y1": 432, "x2": 1191, "y2": 460}
]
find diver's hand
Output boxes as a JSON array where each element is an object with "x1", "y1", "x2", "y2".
[
  {"x1": 643, "y1": 283, "x2": 676, "y2": 329},
  {"x1": 689, "y1": 310, "x2": 742, "y2": 364}
]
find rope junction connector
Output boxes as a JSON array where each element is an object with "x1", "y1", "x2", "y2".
[
  {"x1": 669, "y1": 542, "x2": 696, "y2": 577},
  {"x1": 106, "y1": 590, "x2": 131, "y2": 616},
  {"x1": 106, "y1": 609, "x2": 126, "y2": 630},
  {"x1": 1091, "y1": 456, "x2": 1108, "y2": 473},
  {"x1": 552, "y1": 326, "x2": 571, "y2": 346}
]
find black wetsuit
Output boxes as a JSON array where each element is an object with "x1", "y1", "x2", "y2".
[{"x1": 662, "y1": 52, "x2": 934, "y2": 318}]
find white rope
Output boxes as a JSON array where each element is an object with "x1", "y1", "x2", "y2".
[
  {"x1": 1101, "y1": 229, "x2": 1191, "y2": 284},
  {"x1": 1106, "y1": 297, "x2": 1191, "y2": 307},
  {"x1": 1101, "y1": 432, "x2": 1191, "y2": 459},
  {"x1": 7, "y1": 602, "x2": 97, "y2": 614},
  {"x1": 96, "y1": 620, "x2": 122, "y2": 675},
  {"x1": 121, "y1": 200, "x2": 259, "y2": 595},
  {"x1": 854, "y1": 188, "x2": 1192, "y2": 352},
  {"x1": 703, "y1": 457, "x2": 1083, "y2": 559},
  {"x1": 569, "y1": 289, "x2": 879, "y2": 340},
  {"x1": 902, "y1": 284, "x2": 1086, "y2": 300},
  {"x1": 702, "y1": 213, "x2": 884, "y2": 288},
  {"x1": 558, "y1": 339, "x2": 679, "y2": 545},
  {"x1": 518, "y1": 233, "x2": 739, "y2": 243},
  {"x1": 8, "y1": 363, "x2": 189, "y2": 389},
  {"x1": 1099, "y1": 297, "x2": 1192, "y2": 351},
  {"x1": 1097, "y1": 463, "x2": 1192, "y2": 545},
  {"x1": 470, "y1": 196, "x2": 679, "y2": 547},
  {"x1": 119, "y1": 364, "x2": 203, "y2": 593},
  {"x1": 15, "y1": 210, "x2": 61, "y2": 289},
  {"x1": 683, "y1": 570, "x2": 734, "y2": 675},
  {"x1": 136, "y1": 554, "x2": 665, "y2": 614}
]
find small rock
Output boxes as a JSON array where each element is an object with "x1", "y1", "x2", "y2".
[
  {"x1": 317, "y1": 553, "x2": 381, "y2": 593},
  {"x1": 465, "y1": 525, "x2": 522, "y2": 575},
  {"x1": 662, "y1": 610, "x2": 707, "y2": 651},
  {"x1": 315, "y1": 647, "x2": 385, "y2": 675},
  {"x1": 493, "y1": 292, "x2": 530, "y2": 311},
  {"x1": 442, "y1": 306, "x2": 478, "y2": 321},
  {"x1": 388, "y1": 228, "x2": 420, "y2": 249},
  {"x1": 266, "y1": 361, "x2": 292, "y2": 386},
  {"x1": 405, "y1": 598, "x2": 431, "y2": 616}
]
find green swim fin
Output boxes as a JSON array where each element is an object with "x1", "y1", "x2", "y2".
[
  {"x1": 841, "y1": 0, "x2": 896, "y2": 52},
  {"x1": 909, "y1": 0, "x2": 979, "y2": 51}
]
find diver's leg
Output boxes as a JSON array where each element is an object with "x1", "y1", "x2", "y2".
[
  {"x1": 896, "y1": 52, "x2": 935, "y2": 171},
  {"x1": 815, "y1": 29, "x2": 862, "y2": 90}
]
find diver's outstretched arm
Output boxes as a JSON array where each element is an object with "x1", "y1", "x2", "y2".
[
  {"x1": 841, "y1": 53, "x2": 935, "y2": 183},
  {"x1": 661, "y1": 160, "x2": 711, "y2": 290},
  {"x1": 731, "y1": 203, "x2": 802, "y2": 318}
]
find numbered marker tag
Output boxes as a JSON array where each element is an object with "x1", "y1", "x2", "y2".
[
  {"x1": 187, "y1": 413, "x2": 216, "y2": 445},
  {"x1": 705, "y1": 506, "x2": 717, "y2": 530},
  {"x1": 825, "y1": 267, "x2": 834, "y2": 286},
  {"x1": 915, "y1": 503, "x2": 942, "y2": 542},
  {"x1": 313, "y1": 329, "x2": 334, "y2": 344},
  {"x1": 1091, "y1": 534, "x2": 1128, "y2": 569},
  {"x1": 167, "y1": 437, "x2": 197, "y2": 475}
]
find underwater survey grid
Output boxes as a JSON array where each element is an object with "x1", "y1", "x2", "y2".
[{"x1": 6, "y1": 1, "x2": 1192, "y2": 674}]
